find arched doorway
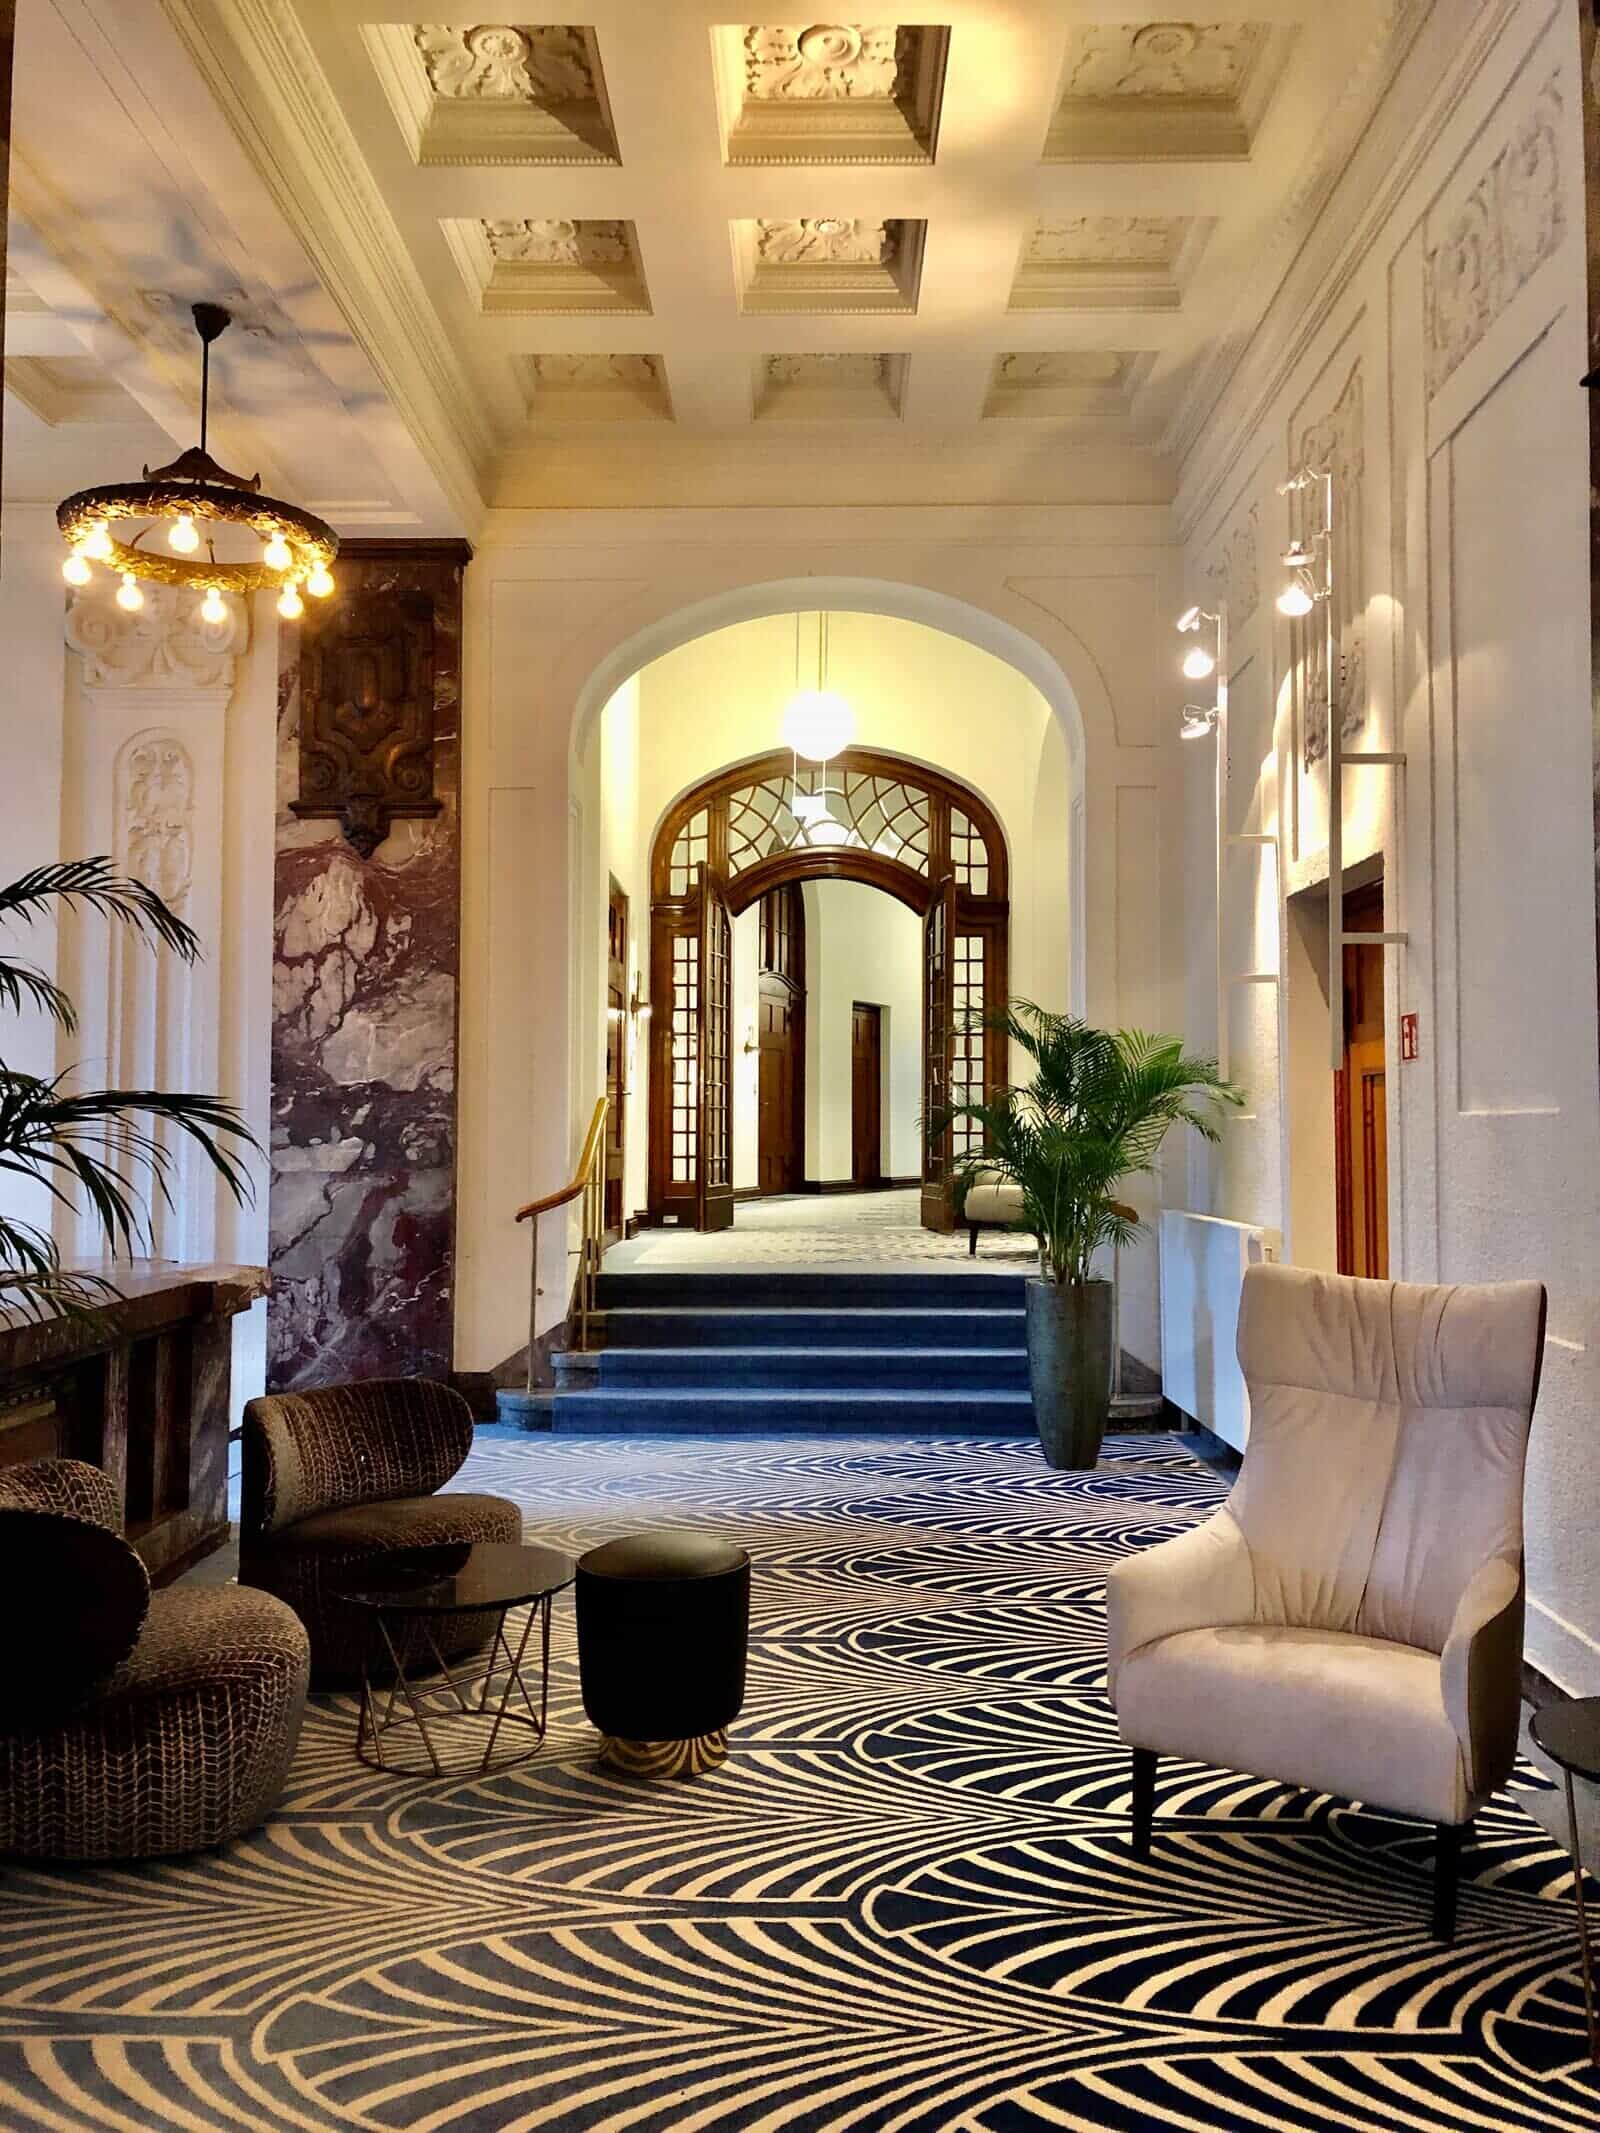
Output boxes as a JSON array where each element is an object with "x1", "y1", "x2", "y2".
[{"x1": 648, "y1": 746, "x2": 1009, "y2": 1232}]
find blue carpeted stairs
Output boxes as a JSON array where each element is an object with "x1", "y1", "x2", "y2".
[{"x1": 533, "y1": 1269, "x2": 1035, "y2": 1434}]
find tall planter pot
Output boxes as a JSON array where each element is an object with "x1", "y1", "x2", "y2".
[{"x1": 1024, "y1": 1277, "x2": 1114, "y2": 1470}]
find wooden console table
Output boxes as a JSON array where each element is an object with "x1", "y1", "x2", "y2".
[{"x1": 0, "y1": 1262, "x2": 267, "y2": 1584}]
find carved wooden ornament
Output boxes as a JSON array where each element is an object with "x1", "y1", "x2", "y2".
[{"x1": 292, "y1": 588, "x2": 441, "y2": 859}]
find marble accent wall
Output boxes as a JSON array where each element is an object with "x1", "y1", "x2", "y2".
[{"x1": 268, "y1": 543, "x2": 470, "y2": 1389}]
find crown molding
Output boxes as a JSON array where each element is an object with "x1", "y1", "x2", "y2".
[
  {"x1": 1162, "y1": 0, "x2": 1434, "y2": 489},
  {"x1": 159, "y1": 0, "x2": 491, "y2": 540},
  {"x1": 1172, "y1": 0, "x2": 1530, "y2": 541}
]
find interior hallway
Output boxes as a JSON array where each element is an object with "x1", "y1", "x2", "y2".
[{"x1": 605, "y1": 1188, "x2": 1036, "y2": 1276}]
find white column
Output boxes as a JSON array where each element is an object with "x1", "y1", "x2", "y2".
[{"x1": 60, "y1": 581, "x2": 249, "y2": 1266}]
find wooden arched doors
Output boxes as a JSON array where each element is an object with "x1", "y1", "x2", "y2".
[{"x1": 648, "y1": 747, "x2": 1009, "y2": 1231}]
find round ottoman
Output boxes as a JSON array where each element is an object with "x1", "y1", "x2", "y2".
[{"x1": 576, "y1": 1531, "x2": 750, "y2": 1776}]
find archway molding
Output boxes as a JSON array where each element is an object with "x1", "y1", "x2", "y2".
[{"x1": 647, "y1": 743, "x2": 1010, "y2": 1230}]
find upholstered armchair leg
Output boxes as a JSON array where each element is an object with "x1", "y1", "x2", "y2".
[
  {"x1": 968, "y1": 1225, "x2": 979, "y2": 1257},
  {"x1": 1432, "y1": 1822, "x2": 1463, "y2": 1943},
  {"x1": 1132, "y1": 1748, "x2": 1157, "y2": 1858}
]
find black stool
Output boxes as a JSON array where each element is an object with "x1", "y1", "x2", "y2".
[{"x1": 575, "y1": 1531, "x2": 750, "y2": 1776}]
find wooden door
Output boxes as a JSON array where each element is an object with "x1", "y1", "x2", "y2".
[
  {"x1": 921, "y1": 876, "x2": 957, "y2": 1231},
  {"x1": 756, "y1": 884, "x2": 804, "y2": 1195},
  {"x1": 604, "y1": 879, "x2": 628, "y2": 1238},
  {"x1": 851, "y1": 1003, "x2": 883, "y2": 1187},
  {"x1": 697, "y1": 867, "x2": 735, "y2": 1233},
  {"x1": 1335, "y1": 880, "x2": 1389, "y2": 1278}
]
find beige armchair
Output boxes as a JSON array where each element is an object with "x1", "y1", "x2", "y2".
[
  {"x1": 1107, "y1": 1261, "x2": 1547, "y2": 1941},
  {"x1": 961, "y1": 1168, "x2": 1026, "y2": 1256}
]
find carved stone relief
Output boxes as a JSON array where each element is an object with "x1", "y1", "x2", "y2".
[
  {"x1": 414, "y1": 25, "x2": 596, "y2": 103},
  {"x1": 528, "y1": 352, "x2": 661, "y2": 390},
  {"x1": 996, "y1": 351, "x2": 1131, "y2": 389},
  {"x1": 1424, "y1": 74, "x2": 1566, "y2": 397},
  {"x1": 292, "y1": 588, "x2": 442, "y2": 859},
  {"x1": 1027, "y1": 216, "x2": 1185, "y2": 265},
  {"x1": 742, "y1": 25, "x2": 907, "y2": 100},
  {"x1": 1293, "y1": 361, "x2": 1365, "y2": 769},
  {"x1": 65, "y1": 581, "x2": 246, "y2": 691},
  {"x1": 1206, "y1": 502, "x2": 1260, "y2": 628},
  {"x1": 1063, "y1": 21, "x2": 1267, "y2": 102},
  {"x1": 753, "y1": 216, "x2": 898, "y2": 265},
  {"x1": 483, "y1": 217, "x2": 630, "y2": 265},
  {"x1": 764, "y1": 351, "x2": 888, "y2": 388},
  {"x1": 116, "y1": 733, "x2": 195, "y2": 912}
]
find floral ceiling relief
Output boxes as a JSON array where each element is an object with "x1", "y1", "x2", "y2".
[
  {"x1": 484, "y1": 217, "x2": 630, "y2": 266},
  {"x1": 754, "y1": 217, "x2": 898, "y2": 266},
  {"x1": 1424, "y1": 74, "x2": 1566, "y2": 397},
  {"x1": 1292, "y1": 361, "x2": 1366, "y2": 771},
  {"x1": 413, "y1": 24, "x2": 596, "y2": 103},
  {"x1": 743, "y1": 25, "x2": 907, "y2": 100},
  {"x1": 1064, "y1": 21, "x2": 1267, "y2": 102}
]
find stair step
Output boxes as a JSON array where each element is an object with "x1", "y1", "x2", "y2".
[
  {"x1": 602, "y1": 1307, "x2": 1025, "y2": 1352},
  {"x1": 542, "y1": 1387, "x2": 1037, "y2": 1436},
  {"x1": 595, "y1": 1270, "x2": 1026, "y2": 1311},
  {"x1": 595, "y1": 1346, "x2": 1029, "y2": 1391}
]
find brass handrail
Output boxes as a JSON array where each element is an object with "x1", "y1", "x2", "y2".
[{"x1": 515, "y1": 1097, "x2": 608, "y2": 1392}]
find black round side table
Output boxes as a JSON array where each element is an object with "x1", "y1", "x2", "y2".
[
  {"x1": 1530, "y1": 1696, "x2": 1600, "y2": 2068},
  {"x1": 333, "y1": 1541, "x2": 574, "y2": 1778}
]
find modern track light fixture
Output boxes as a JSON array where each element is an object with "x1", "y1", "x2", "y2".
[
  {"x1": 1276, "y1": 467, "x2": 1332, "y2": 619},
  {"x1": 1175, "y1": 605, "x2": 1223, "y2": 736}
]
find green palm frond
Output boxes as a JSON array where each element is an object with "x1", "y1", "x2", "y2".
[
  {"x1": 0, "y1": 858, "x2": 202, "y2": 961},
  {"x1": 0, "y1": 858, "x2": 257, "y2": 1324},
  {"x1": 935, "y1": 1004, "x2": 1243, "y2": 1285}
]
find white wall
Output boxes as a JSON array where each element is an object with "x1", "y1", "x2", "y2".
[
  {"x1": 462, "y1": 540, "x2": 1183, "y2": 1375},
  {"x1": 802, "y1": 880, "x2": 921, "y2": 1184},
  {"x1": 0, "y1": 501, "x2": 278, "y2": 1410},
  {"x1": 1166, "y1": 0, "x2": 1600, "y2": 1691}
]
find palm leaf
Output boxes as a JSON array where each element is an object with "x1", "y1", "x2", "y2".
[
  {"x1": 935, "y1": 1004, "x2": 1243, "y2": 1285},
  {"x1": 0, "y1": 858, "x2": 200, "y2": 961}
]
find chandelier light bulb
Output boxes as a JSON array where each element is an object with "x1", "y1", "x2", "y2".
[
  {"x1": 782, "y1": 687, "x2": 854, "y2": 764},
  {"x1": 306, "y1": 563, "x2": 335, "y2": 599},
  {"x1": 82, "y1": 521, "x2": 113, "y2": 562},
  {"x1": 116, "y1": 573, "x2": 144, "y2": 613},
  {"x1": 262, "y1": 532, "x2": 294, "y2": 572},
  {"x1": 1277, "y1": 579, "x2": 1315, "y2": 619},
  {"x1": 199, "y1": 586, "x2": 228, "y2": 626},
  {"x1": 277, "y1": 581, "x2": 305, "y2": 621},
  {"x1": 1181, "y1": 645, "x2": 1216, "y2": 681},
  {"x1": 168, "y1": 513, "x2": 201, "y2": 555},
  {"x1": 62, "y1": 552, "x2": 93, "y2": 587}
]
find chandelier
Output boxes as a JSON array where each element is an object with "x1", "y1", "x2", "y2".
[{"x1": 56, "y1": 302, "x2": 338, "y2": 626}]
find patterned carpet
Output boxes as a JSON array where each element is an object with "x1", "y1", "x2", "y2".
[{"x1": 1, "y1": 1431, "x2": 1596, "y2": 2131}]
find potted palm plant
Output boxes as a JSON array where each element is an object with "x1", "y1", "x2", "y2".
[
  {"x1": 0, "y1": 860, "x2": 256, "y2": 1322},
  {"x1": 940, "y1": 1003, "x2": 1241, "y2": 1469}
]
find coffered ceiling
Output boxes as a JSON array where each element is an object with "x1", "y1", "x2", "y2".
[{"x1": 6, "y1": 2, "x2": 1430, "y2": 523}]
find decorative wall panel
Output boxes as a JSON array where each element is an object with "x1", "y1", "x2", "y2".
[
  {"x1": 270, "y1": 542, "x2": 470, "y2": 1390},
  {"x1": 292, "y1": 585, "x2": 440, "y2": 860},
  {"x1": 1424, "y1": 73, "x2": 1565, "y2": 395},
  {"x1": 1292, "y1": 359, "x2": 1366, "y2": 767}
]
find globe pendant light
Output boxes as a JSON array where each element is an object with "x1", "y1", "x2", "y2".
[{"x1": 781, "y1": 610, "x2": 855, "y2": 764}]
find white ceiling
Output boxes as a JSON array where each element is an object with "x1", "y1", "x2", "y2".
[{"x1": 6, "y1": 2, "x2": 1428, "y2": 528}]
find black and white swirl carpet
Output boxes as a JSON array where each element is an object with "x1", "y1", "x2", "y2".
[{"x1": 1, "y1": 1431, "x2": 1594, "y2": 2130}]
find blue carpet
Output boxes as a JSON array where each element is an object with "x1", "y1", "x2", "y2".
[{"x1": 0, "y1": 1431, "x2": 1593, "y2": 2130}]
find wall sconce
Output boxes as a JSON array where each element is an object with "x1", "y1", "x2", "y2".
[{"x1": 1175, "y1": 604, "x2": 1225, "y2": 741}]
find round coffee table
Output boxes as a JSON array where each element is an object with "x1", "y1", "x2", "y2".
[
  {"x1": 333, "y1": 1541, "x2": 574, "y2": 1778},
  {"x1": 1530, "y1": 1696, "x2": 1600, "y2": 2067}
]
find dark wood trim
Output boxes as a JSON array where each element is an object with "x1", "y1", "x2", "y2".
[
  {"x1": 732, "y1": 848, "x2": 932, "y2": 916},
  {"x1": 335, "y1": 538, "x2": 474, "y2": 566}
]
